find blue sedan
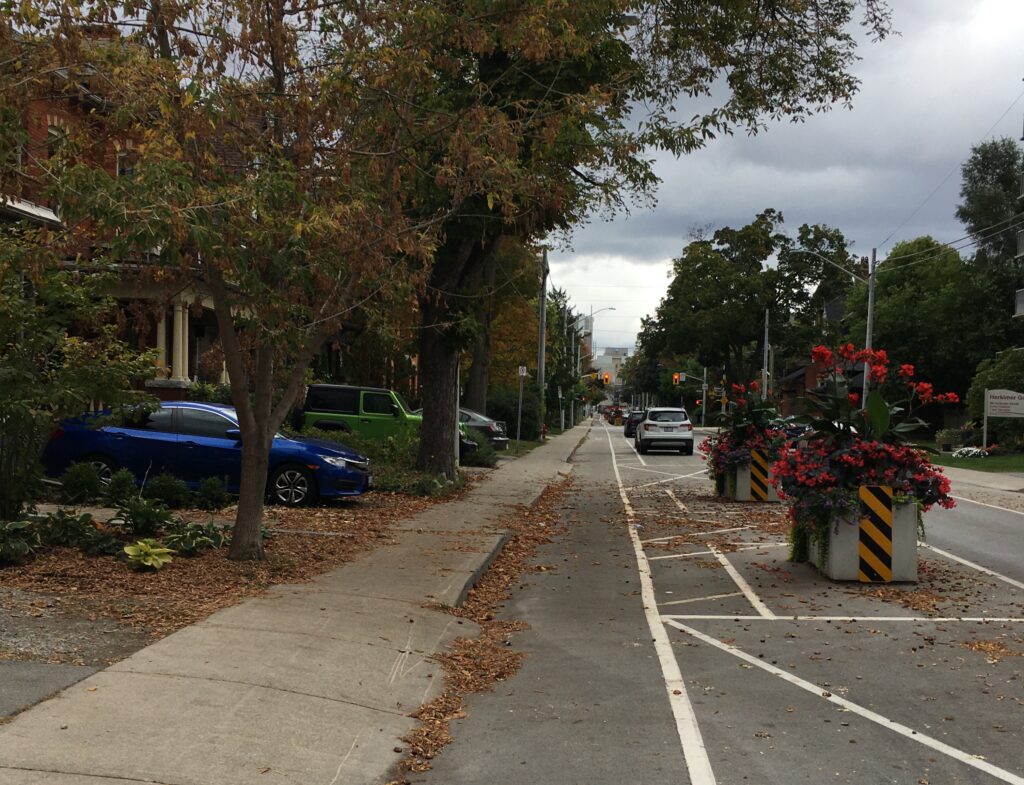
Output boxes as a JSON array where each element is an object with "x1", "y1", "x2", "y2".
[{"x1": 42, "y1": 401, "x2": 372, "y2": 506}]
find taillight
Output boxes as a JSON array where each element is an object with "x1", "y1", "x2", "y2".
[
  {"x1": 643, "y1": 423, "x2": 650, "y2": 431},
  {"x1": 687, "y1": 423, "x2": 693, "y2": 431}
]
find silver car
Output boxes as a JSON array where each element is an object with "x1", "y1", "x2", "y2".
[{"x1": 634, "y1": 407, "x2": 694, "y2": 455}]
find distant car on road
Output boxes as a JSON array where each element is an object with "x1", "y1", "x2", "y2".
[
  {"x1": 634, "y1": 407, "x2": 694, "y2": 455},
  {"x1": 623, "y1": 410, "x2": 645, "y2": 438},
  {"x1": 43, "y1": 401, "x2": 372, "y2": 507}
]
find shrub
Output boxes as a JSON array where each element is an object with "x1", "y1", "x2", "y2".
[
  {"x1": 163, "y1": 519, "x2": 226, "y2": 555},
  {"x1": 194, "y1": 476, "x2": 230, "y2": 511},
  {"x1": 461, "y1": 430, "x2": 497, "y2": 468},
  {"x1": 487, "y1": 386, "x2": 541, "y2": 440},
  {"x1": 60, "y1": 462, "x2": 103, "y2": 504},
  {"x1": 40, "y1": 509, "x2": 96, "y2": 547},
  {"x1": 188, "y1": 382, "x2": 233, "y2": 404},
  {"x1": 105, "y1": 469, "x2": 139, "y2": 506},
  {"x1": 935, "y1": 428, "x2": 963, "y2": 448},
  {"x1": 0, "y1": 519, "x2": 39, "y2": 564},
  {"x1": 112, "y1": 496, "x2": 175, "y2": 538},
  {"x1": 123, "y1": 539, "x2": 175, "y2": 571},
  {"x1": 143, "y1": 473, "x2": 192, "y2": 509}
]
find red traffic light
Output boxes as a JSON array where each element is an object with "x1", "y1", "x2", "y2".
[
  {"x1": 672, "y1": 372, "x2": 680, "y2": 385},
  {"x1": 602, "y1": 372, "x2": 611, "y2": 384}
]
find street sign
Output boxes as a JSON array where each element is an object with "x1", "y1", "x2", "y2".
[
  {"x1": 518, "y1": 365, "x2": 528, "y2": 377},
  {"x1": 985, "y1": 389, "x2": 1024, "y2": 418}
]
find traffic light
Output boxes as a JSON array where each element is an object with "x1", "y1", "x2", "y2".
[
  {"x1": 672, "y1": 372, "x2": 680, "y2": 385},
  {"x1": 695, "y1": 398, "x2": 702, "y2": 406},
  {"x1": 603, "y1": 372, "x2": 611, "y2": 384},
  {"x1": 590, "y1": 372, "x2": 598, "y2": 380}
]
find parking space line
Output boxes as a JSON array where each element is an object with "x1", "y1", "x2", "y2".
[
  {"x1": 649, "y1": 543, "x2": 784, "y2": 561},
  {"x1": 660, "y1": 592, "x2": 743, "y2": 607},
  {"x1": 693, "y1": 526, "x2": 751, "y2": 537},
  {"x1": 619, "y1": 464, "x2": 691, "y2": 478},
  {"x1": 920, "y1": 542, "x2": 1024, "y2": 591},
  {"x1": 605, "y1": 426, "x2": 717, "y2": 785},
  {"x1": 665, "y1": 619, "x2": 1024, "y2": 785},
  {"x1": 665, "y1": 489, "x2": 689, "y2": 512},
  {"x1": 628, "y1": 471, "x2": 707, "y2": 490},
  {"x1": 707, "y1": 545, "x2": 776, "y2": 619}
]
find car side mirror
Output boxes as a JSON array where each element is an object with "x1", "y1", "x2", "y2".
[
  {"x1": 225, "y1": 428, "x2": 242, "y2": 440},
  {"x1": 390, "y1": 404, "x2": 400, "y2": 417}
]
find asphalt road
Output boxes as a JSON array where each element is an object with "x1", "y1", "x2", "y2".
[
  {"x1": 926, "y1": 498, "x2": 1024, "y2": 588},
  {"x1": 415, "y1": 422, "x2": 1024, "y2": 785}
]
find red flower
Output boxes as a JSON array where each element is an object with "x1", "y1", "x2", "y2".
[
  {"x1": 898, "y1": 363, "x2": 914, "y2": 379},
  {"x1": 914, "y1": 382, "x2": 933, "y2": 403},
  {"x1": 935, "y1": 392, "x2": 960, "y2": 404},
  {"x1": 748, "y1": 380, "x2": 760, "y2": 394},
  {"x1": 837, "y1": 343, "x2": 856, "y2": 361},
  {"x1": 810, "y1": 345, "x2": 834, "y2": 367},
  {"x1": 869, "y1": 363, "x2": 887, "y2": 383},
  {"x1": 848, "y1": 393, "x2": 860, "y2": 406},
  {"x1": 731, "y1": 383, "x2": 747, "y2": 394}
]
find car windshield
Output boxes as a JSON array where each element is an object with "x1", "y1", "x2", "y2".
[
  {"x1": 649, "y1": 410, "x2": 686, "y2": 423},
  {"x1": 394, "y1": 392, "x2": 413, "y2": 415}
]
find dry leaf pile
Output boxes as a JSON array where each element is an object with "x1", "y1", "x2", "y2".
[{"x1": 387, "y1": 478, "x2": 573, "y2": 783}]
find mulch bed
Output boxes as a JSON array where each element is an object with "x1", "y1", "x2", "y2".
[{"x1": 0, "y1": 491, "x2": 439, "y2": 640}]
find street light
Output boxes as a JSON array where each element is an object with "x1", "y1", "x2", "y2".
[{"x1": 791, "y1": 247, "x2": 877, "y2": 409}]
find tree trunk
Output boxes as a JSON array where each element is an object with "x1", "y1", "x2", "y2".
[
  {"x1": 462, "y1": 241, "x2": 497, "y2": 413},
  {"x1": 229, "y1": 429, "x2": 271, "y2": 560},
  {"x1": 417, "y1": 301, "x2": 459, "y2": 478}
]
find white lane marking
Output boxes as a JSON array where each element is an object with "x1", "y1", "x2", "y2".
[
  {"x1": 661, "y1": 615, "x2": 1024, "y2": 622},
  {"x1": 660, "y1": 592, "x2": 743, "y2": 607},
  {"x1": 707, "y1": 544, "x2": 776, "y2": 619},
  {"x1": 665, "y1": 619, "x2": 1024, "y2": 785},
  {"x1": 919, "y1": 542, "x2": 1024, "y2": 591},
  {"x1": 641, "y1": 535, "x2": 683, "y2": 544},
  {"x1": 629, "y1": 472, "x2": 708, "y2": 489},
  {"x1": 604, "y1": 426, "x2": 717, "y2": 785},
  {"x1": 620, "y1": 464, "x2": 691, "y2": 478},
  {"x1": 951, "y1": 495, "x2": 1024, "y2": 515},
  {"x1": 696, "y1": 526, "x2": 751, "y2": 537},
  {"x1": 665, "y1": 489, "x2": 689, "y2": 512},
  {"x1": 649, "y1": 543, "x2": 783, "y2": 561},
  {"x1": 625, "y1": 433, "x2": 647, "y2": 466}
]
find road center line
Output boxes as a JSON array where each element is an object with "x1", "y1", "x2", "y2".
[
  {"x1": 919, "y1": 541, "x2": 1024, "y2": 591},
  {"x1": 604, "y1": 424, "x2": 717, "y2": 785},
  {"x1": 665, "y1": 619, "x2": 1024, "y2": 785}
]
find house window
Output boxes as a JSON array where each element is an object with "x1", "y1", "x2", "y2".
[{"x1": 46, "y1": 125, "x2": 64, "y2": 159}]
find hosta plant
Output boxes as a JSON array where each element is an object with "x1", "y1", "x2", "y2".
[{"x1": 123, "y1": 539, "x2": 175, "y2": 571}]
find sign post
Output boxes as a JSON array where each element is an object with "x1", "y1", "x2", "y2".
[
  {"x1": 983, "y1": 388, "x2": 1024, "y2": 448},
  {"x1": 516, "y1": 365, "x2": 528, "y2": 445}
]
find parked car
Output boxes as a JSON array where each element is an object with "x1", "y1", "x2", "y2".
[
  {"x1": 459, "y1": 408, "x2": 509, "y2": 450},
  {"x1": 42, "y1": 401, "x2": 372, "y2": 507},
  {"x1": 623, "y1": 410, "x2": 645, "y2": 438},
  {"x1": 634, "y1": 407, "x2": 694, "y2": 455},
  {"x1": 298, "y1": 384, "x2": 420, "y2": 438}
]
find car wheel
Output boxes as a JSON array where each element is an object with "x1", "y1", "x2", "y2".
[
  {"x1": 269, "y1": 465, "x2": 318, "y2": 507},
  {"x1": 81, "y1": 454, "x2": 117, "y2": 485},
  {"x1": 638, "y1": 440, "x2": 649, "y2": 455},
  {"x1": 684, "y1": 444, "x2": 694, "y2": 456}
]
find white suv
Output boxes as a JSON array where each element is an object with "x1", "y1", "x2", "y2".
[{"x1": 635, "y1": 407, "x2": 694, "y2": 455}]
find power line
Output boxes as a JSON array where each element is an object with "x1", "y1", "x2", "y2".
[{"x1": 877, "y1": 86, "x2": 1024, "y2": 249}]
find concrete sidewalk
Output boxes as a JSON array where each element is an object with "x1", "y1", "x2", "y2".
[
  {"x1": 0, "y1": 427, "x2": 586, "y2": 785},
  {"x1": 940, "y1": 464, "x2": 1024, "y2": 493}
]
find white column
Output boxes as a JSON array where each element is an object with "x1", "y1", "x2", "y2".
[{"x1": 171, "y1": 302, "x2": 186, "y2": 381}]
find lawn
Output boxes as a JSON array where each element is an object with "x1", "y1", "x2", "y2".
[{"x1": 920, "y1": 443, "x2": 1024, "y2": 473}]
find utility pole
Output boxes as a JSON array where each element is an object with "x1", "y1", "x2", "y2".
[
  {"x1": 537, "y1": 249, "x2": 549, "y2": 410},
  {"x1": 862, "y1": 248, "x2": 877, "y2": 410},
  {"x1": 701, "y1": 367, "x2": 707, "y2": 427},
  {"x1": 761, "y1": 307, "x2": 769, "y2": 393}
]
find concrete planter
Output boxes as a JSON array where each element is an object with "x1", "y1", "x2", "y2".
[
  {"x1": 723, "y1": 464, "x2": 780, "y2": 502},
  {"x1": 808, "y1": 502, "x2": 918, "y2": 582}
]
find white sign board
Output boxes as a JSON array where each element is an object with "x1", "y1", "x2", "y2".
[
  {"x1": 985, "y1": 389, "x2": 1024, "y2": 418},
  {"x1": 518, "y1": 365, "x2": 528, "y2": 377}
]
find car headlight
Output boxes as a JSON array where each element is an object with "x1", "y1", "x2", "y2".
[{"x1": 323, "y1": 456, "x2": 370, "y2": 471}]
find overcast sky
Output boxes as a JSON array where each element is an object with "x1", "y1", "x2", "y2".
[{"x1": 549, "y1": 0, "x2": 1024, "y2": 353}]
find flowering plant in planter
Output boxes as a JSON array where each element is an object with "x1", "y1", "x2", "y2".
[
  {"x1": 772, "y1": 344, "x2": 957, "y2": 563},
  {"x1": 700, "y1": 381, "x2": 786, "y2": 495}
]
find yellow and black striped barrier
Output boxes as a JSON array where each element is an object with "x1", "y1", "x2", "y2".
[
  {"x1": 858, "y1": 485, "x2": 893, "y2": 583},
  {"x1": 749, "y1": 449, "x2": 771, "y2": 502}
]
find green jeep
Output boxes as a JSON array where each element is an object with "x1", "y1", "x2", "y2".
[{"x1": 300, "y1": 385, "x2": 421, "y2": 439}]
